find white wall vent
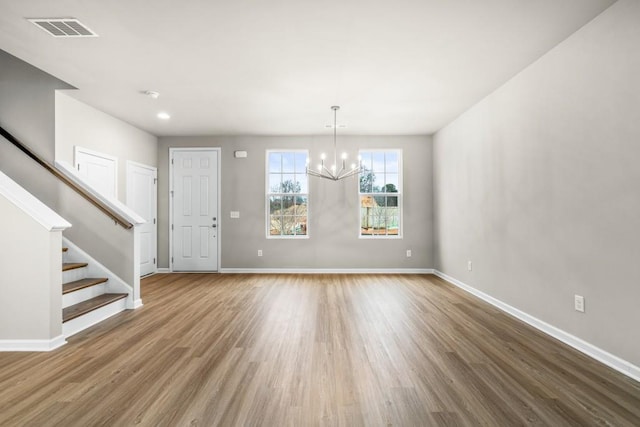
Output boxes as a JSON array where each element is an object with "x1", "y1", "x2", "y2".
[{"x1": 28, "y1": 18, "x2": 98, "y2": 37}]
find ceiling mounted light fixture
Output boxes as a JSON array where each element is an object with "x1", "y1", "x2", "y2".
[
  {"x1": 143, "y1": 90, "x2": 160, "y2": 99},
  {"x1": 157, "y1": 112, "x2": 171, "y2": 120},
  {"x1": 307, "y1": 106, "x2": 362, "y2": 181}
]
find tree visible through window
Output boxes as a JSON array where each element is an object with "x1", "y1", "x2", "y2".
[
  {"x1": 359, "y1": 150, "x2": 402, "y2": 237},
  {"x1": 267, "y1": 150, "x2": 309, "y2": 237}
]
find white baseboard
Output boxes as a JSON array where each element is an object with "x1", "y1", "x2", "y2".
[
  {"x1": 0, "y1": 335, "x2": 66, "y2": 352},
  {"x1": 63, "y1": 298, "x2": 127, "y2": 338},
  {"x1": 433, "y1": 270, "x2": 640, "y2": 383},
  {"x1": 156, "y1": 268, "x2": 171, "y2": 273},
  {"x1": 220, "y1": 268, "x2": 435, "y2": 274}
]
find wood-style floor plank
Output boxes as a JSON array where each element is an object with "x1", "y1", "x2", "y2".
[{"x1": 0, "y1": 273, "x2": 639, "y2": 426}]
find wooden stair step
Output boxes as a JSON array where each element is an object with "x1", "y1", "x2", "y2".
[
  {"x1": 62, "y1": 262, "x2": 88, "y2": 272},
  {"x1": 63, "y1": 278, "x2": 108, "y2": 294},
  {"x1": 63, "y1": 294, "x2": 128, "y2": 323}
]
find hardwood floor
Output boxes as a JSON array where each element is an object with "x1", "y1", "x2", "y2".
[{"x1": 1, "y1": 274, "x2": 639, "y2": 426}]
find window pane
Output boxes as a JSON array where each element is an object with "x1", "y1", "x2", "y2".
[
  {"x1": 294, "y1": 196, "x2": 308, "y2": 215},
  {"x1": 282, "y1": 196, "x2": 295, "y2": 212},
  {"x1": 385, "y1": 152, "x2": 399, "y2": 173},
  {"x1": 360, "y1": 169, "x2": 376, "y2": 193},
  {"x1": 269, "y1": 174, "x2": 281, "y2": 193},
  {"x1": 294, "y1": 217, "x2": 307, "y2": 235},
  {"x1": 360, "y1": 152, "x2": 372, "y2": 171},
  {"x1": 296, "y1": 174, "x2": 308, "y2": 193},
  {"x1": 269, "y1": 196, "x2": 282, "y2": 214},
  {"x1": 294, "y1": 152, "x2": 307, "y2": 173},
  {"x1": 269, "y1": 153, "x2": 282, "y2": 173},
  {"x1": 372, "y1": 152, "x2": 385, "y2": 173},
  {"x1": 281, "y1": 174, "x2": 298, "y2": 193},
  {"x1": 270, "y1": 215, "x2": 283, "y2": 235},
  {"x1": 383, "y1": 174, "x2": 399, "y2": 192},
  {"x1": 282, "y1": 152, "x2": 295, "y2": 173},
  {"x1": 282, "y1": 216, "x2": 296, "y2": 235}
]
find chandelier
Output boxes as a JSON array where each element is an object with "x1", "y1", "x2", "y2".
[{"x1": 306, "y1": 106, "x2": 362, "y2": 181}]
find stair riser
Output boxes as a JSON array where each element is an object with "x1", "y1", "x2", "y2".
[
  {"x1": 62, "y1": 284, "x2": 106, "y2": 309},
  {"x1": 63, "y1": 267, "x2": 86, "y2": 284},
  {"x1": 62, "y1": 298, "x2": 127, "y2": 338}
]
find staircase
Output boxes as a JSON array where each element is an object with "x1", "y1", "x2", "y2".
[{"x1": 62, "y1": 246, "x2": 128, "y2": 337}]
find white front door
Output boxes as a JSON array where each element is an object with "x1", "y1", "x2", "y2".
[
  {"x1": 75, "y1": 147, "x2": 118, "y2": 199},
  {"x1": 171, "y1": 149, "x2": 219, "y2": 271},
  {"x1": 126, "y1": 162, "x2": 157, "y2": 277}
]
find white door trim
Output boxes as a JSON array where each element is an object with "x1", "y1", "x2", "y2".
[
  {"x1": 74, "y1": 146, "x2": 118, "y2": 198},
  {"x1": 126, "y1": 160, "x2": 157, "y2": 276},
  {"x1": 169, "y1": 147, "x2": 221, "y2": 272}
]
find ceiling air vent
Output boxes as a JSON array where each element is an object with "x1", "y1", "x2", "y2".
[{"x1": 28, "y1": 18, "x2": 98, "y2": 37}]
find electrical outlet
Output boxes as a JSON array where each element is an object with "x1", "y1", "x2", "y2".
[
  {"x1": 406, "y1": 250, "x2": 412, "y2": 257},
  {"x1": 467, "y1": 261, "x2": 472, "y2": 271},
  {"x1": 574, "y1": 295, "x2": 585, "y2": 313},
  {"x1": 257, "y1": 249, "x2": 263, "y2": 257}
]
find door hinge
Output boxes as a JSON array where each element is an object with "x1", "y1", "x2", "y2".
[
  {"x1": 170, "y1": 190, "x2": 174, "y2": 197},
  {"x1": 153, "y1": 218, "x2": 156, "y2": 224},
  {"x1": 153, "y1": 258, "x2": 156, "y2": 264},
  {"x1": 171, "y1": 158, "x2": 174, "y2": 165},
  {"x1": 171, "y1": 224, "x2": 174, "y2": 230},
  {"x1": 154, "y1": 178, "x2": 157, "y2": 184},
  {"x1": 171, "y1": 257, "x2": 174, "y2": 263},
  {"x1": 77, "y1": 164, "x2": 80, "y2": 171}
]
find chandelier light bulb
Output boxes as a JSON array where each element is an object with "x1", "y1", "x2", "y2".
[
  {"x1": 331, "y1": 164, "x2": 336, "y2": 172},
  {"x1": 351, "y1": 163, "x2": 356, "y2": 169},
  {"x1": 341, "y1": 152, "x2": 348, "y2": 160},
  {"x1": 317, "y1": 164, "x2": 323, "y2": 171},
  {"x1": 320, "y1": 153, "x2": 326, "y2": 160}
]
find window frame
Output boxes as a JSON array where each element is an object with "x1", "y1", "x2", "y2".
[
  {"x1": 265, "y1": 149, "x2": 310, "y2": 239},
  {"x1": 357, "y1": 149, "x2": 403, "y2": 239}
]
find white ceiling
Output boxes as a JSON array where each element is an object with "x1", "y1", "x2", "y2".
[{"x1": 0, "y1": 0, "x2": 615, "y2": 136}]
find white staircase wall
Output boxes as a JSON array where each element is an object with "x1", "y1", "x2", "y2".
[{"x1": 0, "y1": 186, "x2": 69, "y2": 351}]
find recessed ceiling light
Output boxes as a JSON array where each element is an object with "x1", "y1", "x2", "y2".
[
  {"x1": 157, "y1": 112, "x2": 171, "y2": 120},
  {"x1": 143, "y1": 90, "x2": 160, "y2": 99}
]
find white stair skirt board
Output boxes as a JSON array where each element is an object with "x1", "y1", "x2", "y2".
[
  {"x1": 63, "y1": 237, "x2": 141, "y2": 309},
  {"x1": 434, "y1": 270, "x2": 640, "y2": 384},
  {"x1": 63, "y1": 298, "x2": 127, "y2": 338},
  {"x1": 62, "y1": 283, "x2": 106, "y2": 309},
  {"x1": 0, "y1": 335, "x2": 66, "y2": 352},
  {"x1": 220, "y1": 268, "x2": 435, "y2": 274}
]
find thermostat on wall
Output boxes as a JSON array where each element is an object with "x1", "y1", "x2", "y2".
[{"x1": 234, "y1": 151, "x2": 248, "y2": 158}]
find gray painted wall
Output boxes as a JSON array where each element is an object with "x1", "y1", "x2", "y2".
[
  {"x1": 158, "y1": 135, "x2": 433, "y2": 269},
  {"x1": 433, "y1": 0, "x2": 640, "y2": 366},
  {"x1": 0, "y1": 50, "x2": 138, "y2": 291},
  {"x1": 55, "y1": 91, "x2": 158, "y2": 203}
]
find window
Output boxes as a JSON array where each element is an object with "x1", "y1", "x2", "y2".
[
  {"x1": 267, "y1": 150, "x2": 309, "y2": 237},
  {"x1": 359, "y1": 150, "x2": 402, "y2": 237}
]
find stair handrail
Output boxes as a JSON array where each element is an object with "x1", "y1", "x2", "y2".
[{"x1": 0, "y1": 124, "x2": 133, "y2": 229}]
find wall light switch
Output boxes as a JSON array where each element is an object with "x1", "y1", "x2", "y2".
[
  {"x1": 230, "y1": 211, "x2": 240, "y2": 218},
  {"x1": 257, "y1": 249, "x2": 263, "y2": 257},
  {"x1": 406, "y1": 250, "x2": 412, "y2": 257},
  {"x1": 574, "y1": 295, "x2": 585, "y2": 313},
  {"x1": 467, "y1": 261, "x2": 473, "y2": 271}
]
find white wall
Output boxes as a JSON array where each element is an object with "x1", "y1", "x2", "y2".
[
  {"x1": 55, "y1": 91, "x2": 158, "y2": 203},
  {"x1": 0, "y1": 196, "x2": 62, "y2": 343},
  {"x1": 433, "y1": 0, "x2": 640, "y2": 367}
]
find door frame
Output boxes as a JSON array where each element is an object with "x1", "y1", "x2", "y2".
[
  {"x1": 74, "y1": 146, "x2": 118, "y2": 198},
  {"x1": 169, "y1": 147, "x2": 222, "y2": 272},
  {"x1": 126, "y1": 160, "x2": 158, "y2": 277}
]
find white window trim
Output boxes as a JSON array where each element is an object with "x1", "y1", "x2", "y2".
[
  {"x1": 265, "y1": 149, "x2": 310, "y2": 239},
  {"x1": 357, "y1": 148, "x2": 403, "y2": 239}
]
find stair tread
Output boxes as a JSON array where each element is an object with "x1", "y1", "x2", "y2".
[
  {"x1": 63, "y1": 293, "x2": 128, "y2": 323},
  {"x1": 62, "y1": 262, "x2": 88, "y2": 271},
  {"x1": 63, "y1": 278, "x2": 108, "y2": 294}
]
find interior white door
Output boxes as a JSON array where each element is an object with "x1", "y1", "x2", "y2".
[
  {"x1": 75, "y1": 147, "x2": 117, "y2": 198},
  {"x1": 127, "y1": 162, "x2": 157, "y2": 277},
  {"x1": 171, "y1": 150, "x2": 219, "y2": 271}
]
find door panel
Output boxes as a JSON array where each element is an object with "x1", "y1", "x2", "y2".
[
  {"x1": 75, "y1": 148, "x2": 117, "y2": 199},
  {"x1": 172, "y1": 150, "x2": 218, "y2": 271},
  {"x1": 126, "y1": 162, "x2": 157, "y2": 277}
]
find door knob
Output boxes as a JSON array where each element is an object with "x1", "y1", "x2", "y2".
[{"x1": 212, "y1": 224, "x2": 217, "y2": 228}]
